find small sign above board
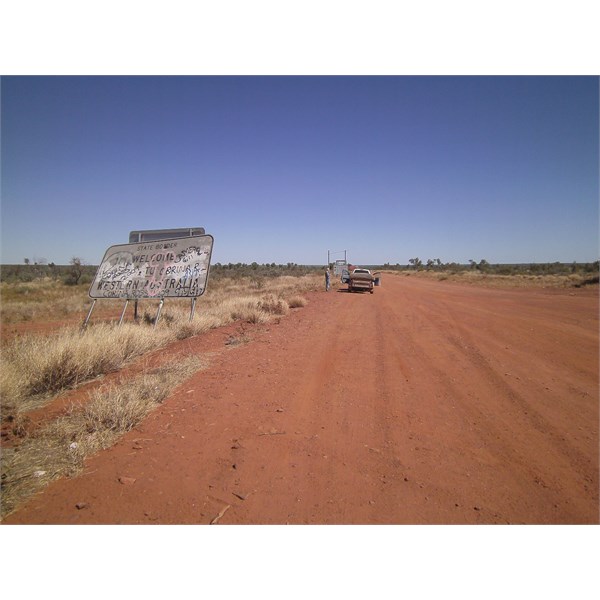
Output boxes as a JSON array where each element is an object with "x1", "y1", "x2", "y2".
[
  {"x1": 89, "y1": 235, "x2": 214, "y2": 300},
  {"x1": 128, "y1": 228, "x2": 205, "y2": 243}
]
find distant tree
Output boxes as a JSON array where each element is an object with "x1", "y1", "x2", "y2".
[
  {"x1": 408, "y1": 257, "x2": 422, "y2": 270},
  {"x1": 468, "y1": 259, "x2": 477, "y2": 270},
  {"x1": 68, "y1": 257, "x2": 84, "y2": 285},
  {"x1": 478, "y1": 259, "x2": 490, "y2": 272},
  {"x1": 24, "y1": 258, "x2": 30, "y2": 265}
]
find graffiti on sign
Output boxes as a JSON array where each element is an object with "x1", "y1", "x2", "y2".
[{"x1": 89, "y1": 235, "x2": 214, "y2": 299}]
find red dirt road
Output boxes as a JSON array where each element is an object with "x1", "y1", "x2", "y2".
[{"x1": 4, "y1": 276, "x2": 598, "y2": 524}]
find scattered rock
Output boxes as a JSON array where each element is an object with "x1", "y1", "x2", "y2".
[
  {"x1": 33, "y1": 471, "x2": 46, "y2": 478},
  {"x1": 232, "y1": 492, "x2": 248, "y2": 501},
  {"x1": 75, "y1": 502, "x2": 88, "y2": 510},
  {"x1": 276, "y1": 408, "x2": 284, "y2": 413},
  {"x1": 474, "y1": 506, "x2": 481, "y2": 511},
  {"x1": 119, "y1": 476, "x2": 136, "y2": 485}
]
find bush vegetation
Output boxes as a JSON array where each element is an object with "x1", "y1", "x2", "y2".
[
  {"x1": 377, "y1": 258, "x2": 599, "y2": 277},
  {"x1": 374, "y1": 259, "x2": 599, "y2": 287}
]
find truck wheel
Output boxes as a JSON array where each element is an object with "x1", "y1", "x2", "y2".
[{"x1": 370, "y1": 290, "x2": 373, "y2": 294}]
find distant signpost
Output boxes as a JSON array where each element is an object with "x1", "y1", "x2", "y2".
[{"x1": 334, "y1": 259, "x2": 348, "y2": 276}]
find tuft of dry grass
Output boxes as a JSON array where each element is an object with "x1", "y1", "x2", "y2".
[
  {"x1": 258, "y1": 293, "x2": 290, "y2": 316},
  {"x1": 287, "y1": 295, "x2": 307, "y2": 308},
  {"x1": 0, "y1": 356, "x2": 203, "y2": 519}
]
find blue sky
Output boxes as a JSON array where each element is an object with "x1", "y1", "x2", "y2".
[{"x1": 1, "y1": 76, "x2": 598, "y2": 266}]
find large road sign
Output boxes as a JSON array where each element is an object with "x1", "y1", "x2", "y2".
[{"x1": 89, "y1": 235, "x2": 214, "y2": 299}]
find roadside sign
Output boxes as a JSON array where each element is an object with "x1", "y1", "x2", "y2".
[
  {"x1": 334, "y1": 259, "x2": 348, "y2": 276},
  {"x1": 89, "y1": 235, "x2": 214, "y2": 300}
]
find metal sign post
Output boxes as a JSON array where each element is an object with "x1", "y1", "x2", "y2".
[
  {"x1": 82, "y1": 299, "x2": 97, "y2": 329},
  {"x1": 118, "y1": 300, "x2": 129, "y2": 326},
  {"x1": 154, "y1": 299, "x2": 164, "y2": 328},
  {"x1": 190, "y1": 297, "x2": 197, "y2": 322}
]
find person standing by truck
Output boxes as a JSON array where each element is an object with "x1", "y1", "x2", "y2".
[{"x1": 325, "y1": 267, "x2": 331, "y2": 291}]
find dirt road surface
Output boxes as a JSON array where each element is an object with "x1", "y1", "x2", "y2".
[{"x1": 4, "y1": 275, "x2": 598, "y2": 524}]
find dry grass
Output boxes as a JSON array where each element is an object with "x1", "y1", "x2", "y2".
[
  {"x1": 0, "y1": 356, "x2": 203, "y2": 519},
  {"x1": 389, "y1": 270, "x2": 599, "y2": 289},
  {"x1": 1, "y1": 274, "x2": 317, "y2": 416},
  {"x1": 0, "y1": 278, "x2": 93, "y2": 323},
  {"x1": 288, "y1": 295, "x2": 308, "y2": 308},
  {"x1": 1, "y1": 323, "x2": 178, "y2": 414}
]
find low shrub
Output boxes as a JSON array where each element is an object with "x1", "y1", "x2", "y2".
[
  {"x1": 287, "y1": 295, "x2": 307, "y2": 308},
  {"x1": 258, "y1": 293, "x2": 290, "y2": 315}
]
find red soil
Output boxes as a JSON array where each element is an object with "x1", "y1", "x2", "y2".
[{"x1": 3, "y1": 276, "x2": 598, "y2": 524}]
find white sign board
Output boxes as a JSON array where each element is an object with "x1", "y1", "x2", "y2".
[
  {"x1": 334, "y1": 259, "x2": 348, "y2": 276},
  {"x1": 89, "y1": 235, "x2": 214, "y2": 299}
]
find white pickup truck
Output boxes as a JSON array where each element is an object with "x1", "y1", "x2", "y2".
[{"x1": 341, "y1": 268, "x2": 375, "y2": 293}]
